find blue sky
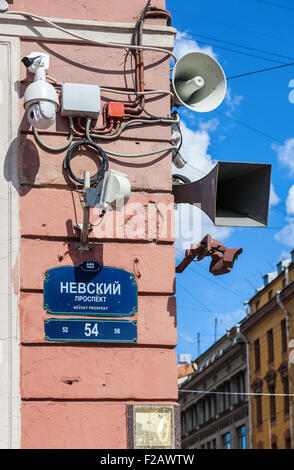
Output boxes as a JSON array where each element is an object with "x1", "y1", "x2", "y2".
[{"x1": 166, "y1": 0, "x2": 294, "y2": 360}]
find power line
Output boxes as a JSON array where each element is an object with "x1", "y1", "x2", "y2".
[
  {"x1": 181, "y1": 399, "x2": 288, "y2": 449},
  {"x1": 186, "y1": 30, "x2": 294, "y2": 64},
  {"x1": 227, "y1": 61, "x2": 294, "y2": 80},
  {"x1": 175, "y1": 247, "x2": 247, "y2": 300},
  {"x1": 197, "y1": 263, "x2": 249, "y2": 298},
  {"x1": 179, "y1": 389, "x2": 294, "y2": 397},
  {"x1": 186, "y1": 13, "x2": 294, "y2": 46},
  {"x1": 176, "y1": 279, "x2": 214, "y2": 315},
  {"x1": 255, "y1": 0, "x2": 294, "y2": 12},
  {"x1": 189, "y1": 264, "x2": 246, "y2": 300},
  {"x1": 191, "y1": 38, "x2": 284, "y2": 64},
  {"x1": 215, "y1": 110, "x2": 284, "y2": 145}
]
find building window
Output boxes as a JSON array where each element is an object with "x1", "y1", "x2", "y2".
[
  {"x1": 265, "y1": 370, "x2": 277, "y2": 424},
  {"x1": 201, "y1": 400, "x2": 206, "y2": 424},
  {"x1": 255, "y1": 300, "x2": 260, "y2": 312},
  {"x1": 226, "y1": 382, "x2": 231, "y2": 409},
  {"x1": 191, "y1": 405, "x2": 197, "y2": 430},
  {"x1": 267, "y1": 329, "x2": 274, "y2": 363},
  {"x1": 254, "y1": 339, "x2": 261, "y2": 371},
  {"x1": 278, "y1": 362, "x2": 290, "y2": 417},
  {"x1": 269, "y1": 385, "x2": 276, "y2": 423},
  {"x1": 236, "y1": 425, "x2": 247, "y2": 449},
  {"x1": 268, "y1": 289, "x2": 273, "y2": 301},
  {"x1": 181, "y1": 411, "x2": 187, "y2": 435},
  {"x1": 285, "y1": 437, "x2": 291, "y2": 449},
  {"x1": 213, "y1": 394, "x2": 217, "y2": 417},
  {"x1": 221, "y1": 382, "x2": 231, "y2": 412},
  {"x1": 281, "y1": 319, "x2": 288, "y2": 354},
  {"x1": 222, "y1": 432, "x2": 231, "y2": 449},
  {"x1": 283, "y1": 376, "x2": 290, "y2": 416},
  {"x1": 207, "y1": 397, "x2": 212, "y2": 421},
  {"x1": 206, "y1": 441, "x2": 211, "y2": 449},
  {"x1": 212, "y1": 439, "x2": 217, "y2": 449},
  {"x1": 252, "y1": 379, "x2": 263, "y2": 427},
  {"x1": 282, "y1": 278, "x2": 286, "y2": 289},
  {"x1": 271, "y1": 435, "x2": 278, "y2": 449},
  {"x1": 256, "y1": 395, "x2": 262, "y2": 427},
  {"x1": 236, "y1": 372, "x2": 245, "y2": 403}
]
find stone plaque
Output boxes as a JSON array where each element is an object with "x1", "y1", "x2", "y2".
[{"x1": 127, "y1": 405, "x2": 180, "y2": 449}]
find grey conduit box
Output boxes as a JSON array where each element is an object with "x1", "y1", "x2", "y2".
[{"x1": 61, "y1": 83, "x2": 101, "y2": 118}]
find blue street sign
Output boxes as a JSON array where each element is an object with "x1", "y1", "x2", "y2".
[
  {"x1": 43, "y1": 261, "x2": 138, "y2": 316},
  {"x1": 44, "y1": 318, "x2": 137, "y2": 343}
]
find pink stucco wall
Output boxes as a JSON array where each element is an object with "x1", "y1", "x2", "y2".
[
  {"x1": 16, "y1": 0, "x2": 178, "y2": 449},
  {"x1": 9, "y1": 0, "x2": 167, "y2": 23}
]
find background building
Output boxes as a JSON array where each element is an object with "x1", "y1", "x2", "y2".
[
  {"x1": 178, "y1": 326, "x2": 249, "y2": 449},
  {"x1": 241, "y1": 250, "x2": 294, "y2": 449}
]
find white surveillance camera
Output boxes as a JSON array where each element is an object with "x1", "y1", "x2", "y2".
[
  {"x1": 23, "y1": 52, "x2": 59, "y2": 130},
  {"x1": 85, "y1": 170, "x2": 131, "y2": 211},
  {"x1": 27, "y1": 101, "x2": 57, "y2": 130},
  {"x1": 172, "y1": 150, "x2": 187, "y2": 169},
  {"x1": 0, "y1": 0, "x2": 8, "y2": 12}
]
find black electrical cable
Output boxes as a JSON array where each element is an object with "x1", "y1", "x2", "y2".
[
  {"x1": 172, "y1": 121, "x2": 183, "y2": 164},
  {"x1": 255, "y1": 0, "x2": 294, "y2": 12},
  {"x1": 184, "y1": 30, "x2": 294, "y2": 63},
  {"x1": 63, "y1": 139, "x2": 109, "y2": 186},
  {"x1": 131, "y1": 0, "x2": 151, "y2": 46},
  {"x1": 172, "y1": 174, "x2": 191, "y2": 184},
  {"x1": 227, "y1": 61, "x2": 294, "y2": 80}
]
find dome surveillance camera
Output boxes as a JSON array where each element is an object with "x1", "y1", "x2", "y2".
[
  {"x1": 22, "y1": 52, "x2": 59, "y2": 130},
  {"x1": 28, "y1": 101, "x2": 57, "y2": 130}
]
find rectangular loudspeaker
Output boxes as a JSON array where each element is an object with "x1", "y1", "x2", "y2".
[{"x1": 172, "y1": 161, "x2": 272, "y2": 227}]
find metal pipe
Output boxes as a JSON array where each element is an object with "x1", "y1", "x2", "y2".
[{"x1": 244, "y1": 301, "x2": 250, "y2": 317}]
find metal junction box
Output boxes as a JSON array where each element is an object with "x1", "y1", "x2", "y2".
[{"x1": 61, "y1": 82, "x2": 100, "y2": 118}]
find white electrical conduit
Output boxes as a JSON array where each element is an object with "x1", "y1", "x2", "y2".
[
  {"x1": 85, "y1": 114, "x2": 179, "y2": 141},
  {"x1": 85, "y1": 115, "x2": 180, "y2": 158},
  {"x1": 33, "y1": 116, "x2": 74, "y2": 151},
  {"x1": 104, "y1": 145, "x2": 178, "y2": 158},
  {"x1": 46, "y1": 76, "x2": 175, "y2": 97},
  {"x1": 4, "y1": 11, "x2": 178, "y2": 63},
  {"x1": 46, "y1": 75, "x2": 175, "y2": 96},
  {"x1": 100, "y1": 88, "x2": 175, "y2": 97}
]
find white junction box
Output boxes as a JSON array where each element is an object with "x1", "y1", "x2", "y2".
[{"x1": 61, "y1": 82, "x2": 100, "y2": 118}]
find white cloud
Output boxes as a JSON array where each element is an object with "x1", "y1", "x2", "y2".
[
  {"x1": 178, "y1": 331, "x2": 197, "y2": 344},
  {"x1": 272, "y1": 138, "x2": 294, "y2": 175},
  {"x1": 269, "y1": 183, "x2": 280, "y2": 207},
  {"x1": 225, "y1": 87, "x2": 244, "y2": 117},
  {"x1": 286, "y1": 184, "x2": 294, "y2": 214},
  {"x1": 275, "y1": 184, "x2": 294, "y2": 247},
  {"x1": 174, "y1": 119, "x2": 218, "y2": 181},
  {"x1": 173, "y1": 119, "x2": 234, "y2": 255},
  {"x1": 174, "y1": 31, "x2": 217, "y2": 60},
  {"x1": 275, "y1": 218, "x2": 294, "y2": 247},
  {"x1": 214, "y1": 308, "x2": 245, "y2": 332}
]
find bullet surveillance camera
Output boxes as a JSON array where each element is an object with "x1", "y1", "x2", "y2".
[
  {"x1": 21, "y1": 55, "x2": 41, "y2": 69},
  {"x1": 22, "y1": 52, "x2": 59, "y2": 130}
]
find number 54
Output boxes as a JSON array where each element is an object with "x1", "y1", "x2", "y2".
[{"x1": 85, "y1": 323, "x2": 99, "y2": 337}]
